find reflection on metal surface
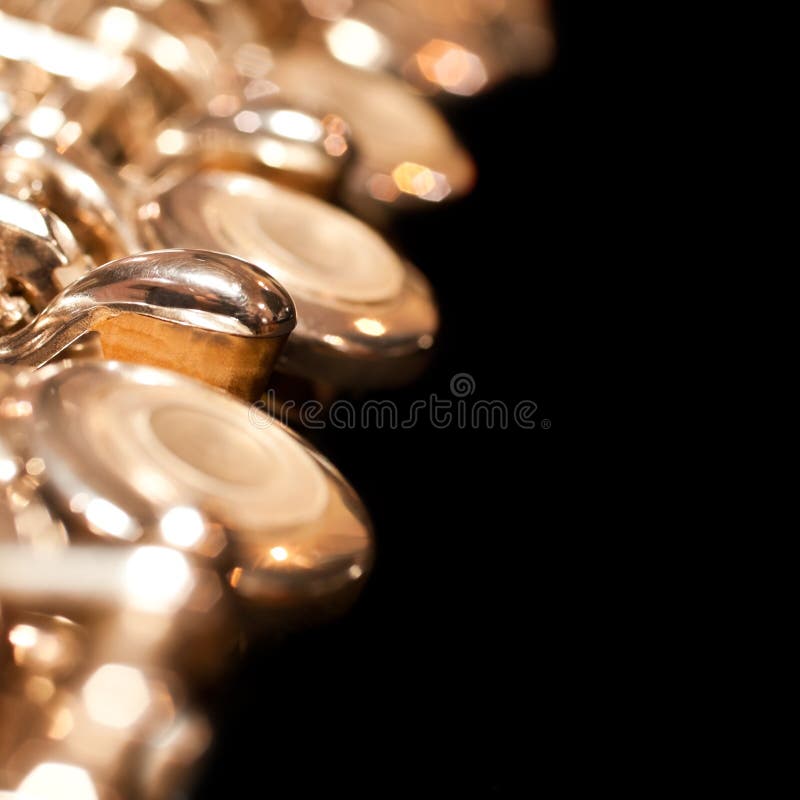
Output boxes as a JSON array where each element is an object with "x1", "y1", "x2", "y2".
[
  {"x1": 0, "y1": 358, "x2": 373, "y2": 800},
  {"x1": 0, "y1": 249, "x2": 295, "y2": 400},
  {"x1": 0, "y1": 12, "x2": 134, "y2": 91},
  {"x1": 159, "y1": 506, "x2": 205, "y2": 549},
  {"x1": 310, "y1": 0, "x2": 555, "y2": 94},
  {"x1": 325, "y1": 18, "x2": 391, "y2": 69},
  {"x1": 82, "y1": 664, "x2": 151, "y2": 729},
  {"x1": 391, "y1": 161, "x2": 451, "y2": 201},
  {"x1": 124, "y1": 548, "x2": 194, "y2": 613},
  {"x1": 145, "y1": 103, "x2": 349, "y2": 195},
  {"x1": 1, "y1": 1, "x2": 554, "y2": 796},
  {"x1": 7, "y1": 614, "x2": 82, "y2": 678},
  {"x1": 85, "y1": 497, "x2": 136, "y2": 540},
  {"x1": 354, "y1": 317, "x2": 387, "y2": 337},
  {"x1": 17, "y1": 763, "x2": 98, "y2": 800},
  {"x1": 415, "y1": 39, "x2": 488, "y2": 96},
  {"x1": 0, "y1": 134, "x2": 143, "y2": 265},
  {"x1": 0, "y1": 360, "x2": 373, "y2": 607},
  {"x1": 144, "y1": 170, "x2": 438, "y2": 388},
  {"x1": 268, "y1": 47, "x2": 475, "y2": 208},
  {"x1": 0, "y1": 192, "x2": 91, "y2": 322}
]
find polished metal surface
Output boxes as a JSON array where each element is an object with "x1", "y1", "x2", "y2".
[
  {"x1": 0, "y1": 1, "x2": 547, "y2": 795},
  {"x1": 0, "y1": 193, "x2": 90, "y2": 319},
  {"x1": 0, "y1": 277, "x2": 27, "y2": 332},
  {"x1": 0, "y1": 9, "x2": 139, "y2": 159},
  {"x1": 0, "y1": 9, "x2": 135, "y2": 93},
  {"x1": 0, "y1": 360, "x2": 372, "y2": 607},
  {"x1": 0, "y1": 134, "x2": 143, "y2": 264},
  {"x1": 143, "y1": 103, "x2": 352, "y2": 197},
  {"x1": 0, "y1": 249, "x2": 295, "y2": 399},
  {"x1": 0, "y1": 538, "x2": 221, "y2": 798},
  {"x1": 143, "y1": 170, "x2": 438, "y2": 388},
  {"x1": 0, "y1": 360, "x2": 373, "y2": 799},
  {"x1": 0, "y1": 5, "x2": 227, "y2": 168},
  {"x1": 298, "y1": 0, "x2": 555, "y2": 95},
  {"x1": 269, "y1": 46, "x2": 475, "y2": 210}
]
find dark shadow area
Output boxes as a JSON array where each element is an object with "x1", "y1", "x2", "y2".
[{"x1": 193, "y1": 4, "x2": 578, "y2": 795}]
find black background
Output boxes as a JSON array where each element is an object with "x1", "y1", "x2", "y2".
[{"x1": 195, "y1": 5, "x2": 575, "y2": 795}]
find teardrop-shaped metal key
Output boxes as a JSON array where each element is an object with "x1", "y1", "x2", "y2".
[{"x1": 0, "y1": 249, "x2": 295, "y2": 400}]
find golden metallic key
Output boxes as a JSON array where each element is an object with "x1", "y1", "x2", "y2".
[
  {"x1": 2, "y1": 5, "x2": 477, "y2": 220},
  {"x1": 19, "y1": 2, "x2": 354, "y2": 196},
  {"x1": 142, "y1": 103, "x2": 353, "y2": 198},
  {"x1": 270, "y1": 0, "x2": 555, "y2": 96},
  {"x1": 0, "y1": 6, "x2": 355, "y2": 197},
  {"x1": 142, "y1": 169, "x2": 438, "y2": 391},
  {"x1": 0, "y1": 542, "x2": 237, "y2": 689},
  {"x1": 0, "y1": 10, "x2": 142, "y2": 154},
  {"x1": 0, "y1": 249, "x2": 295, "y2": 401},
  {"x1": 267, "y1": 46, "x2": 475, "y2": 218},
  {"x1": 0, "y1": 360, "x2": 373, "y2": 612},
  {"x1": 0, "y1": 546, "x2": 220, "y2": 799},
  {"x1": 0, "y1": 5, "x2": 244, "y2": 167},
  {"x1": 0, "y1": 134, "x2": 143, "y2": 265},
  {"x1": 0, "y1": 357, "x2": 372, "y2": 796},
  {"x1": 0, "y1": 1, "x2": 523, "y2": 795}
]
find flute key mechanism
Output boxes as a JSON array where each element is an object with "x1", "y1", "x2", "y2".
[
  {"x1": 0, "y1": 193, "x2": 93, "y2": 323},
  {"x1": 0, "y1": 359, "x2": 373, "y2": 614},
  {"x1": 0, "y1": 248, "x2": 295, "y2": 401}
]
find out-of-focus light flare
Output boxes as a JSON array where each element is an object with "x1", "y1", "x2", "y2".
[
  {"x1": 415, "y1": 39, "x2": 487, "y2": 96},
  {"x1": 234, "y1": 110, "x2": 261, "y2": 133},
  {"x1": 85, "y1": 497, "x2": 136, "y2": 539},
  {"x1": 229, "y1": 566, "x2": 243, "y2": 587},
  {"x1": 269, "y1": 109, "x2": 323, "y2": 142},
  {"x1": 156, "y1": 128, "x2": 186, "y2": 155},
  {"x1": 270, "y1": 546, "x2": 288, "y2": 562},
  {"x1": 160, "y1": 506, "x2": 205, "y2": 548},
  {"x1": 152, "y1": 37, "x2": 189, "y2": 72},
  {"x1": 233, "y1": 42, "x2": 273, "y2": 78},
  {"x1": 27, "y1": 107, "x2": 66, "y2": 139},
  {"x1": 123, "y1": 546, "x2": 193, "y2": 612},
  {"x1": 354, "y1": 318, "x2": 386, "y2": 337},
  {"x1": 26, "y1": 457, "x2": 46, "y2": 477},
  {"x1": 13, "y1": 139, "x2": 45, "y2": 160},
  {"x1": 56, "y1": 120, "x2": 83, "y2": 150},
  {"x1": 48, "y1": 707, "x2": 75, "y2": 740},
  {"x1": 323, "y1": 114, "x2": 349, "y2": 156},
  {"x1": 325, "y1": 19, "x2": 390, "y2": 69},
  {"x1": 208, "y1": 93, "x2": 240, "y2": 117},
  {"x1": 9, "y1": 623, "x2": 64, "y2": 671},
  {"x1": 82, "y1": 663, "x2": 151, "y2": 729},
  {"x1": 8, "y1": 623, "x2": 38, "y2": 649},
  {"x1": 391, "y1": 162, "x2": 451, "y2": 202},
  {"x1": 257, "y1": 140, "x2": 287, "y2": 168},
  {"x1": 17, "y1": 763, "x2": 98, "y2": 800},
  {"x1": 244, "y1": 79, "x2": 279, "y2": 102},
  {"x1": 366, "y1": 173, "x2": 400, "y2": 202},
  {"x1": 95, "y1": 7, "x2": 139, "y2": 49},
  {"x1": 324, "y1": 134, "x2": 348, "y2": 157},
  {"x1": 0, "y1": 12, "x2": 134, "y2": 90}
]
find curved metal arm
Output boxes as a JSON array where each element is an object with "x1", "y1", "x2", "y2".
[{"x1": 0, "y1": 249, "x2": 295, "y2": 398}]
